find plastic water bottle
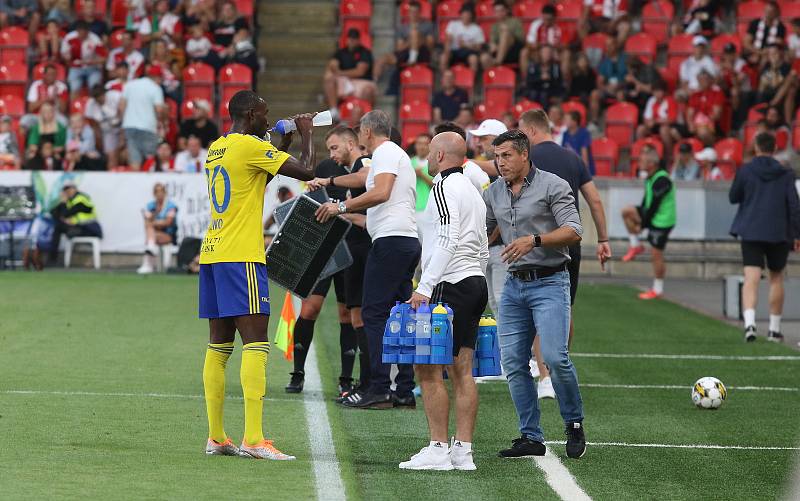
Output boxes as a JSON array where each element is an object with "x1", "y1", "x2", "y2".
[
  {"x1": 474, "y1": 316, "x2": 501, "y2": 377},
  {"x1": 431, "y1": 303, "x2": 450, "y2": 364},
  {"x1": 398, "y1": 304, "x2": 416, "y2": 364},
  {"x1": 414, "y1": 302, "x2": 432, "y2": 364},
  {"x1": 382, "y1": 301, "x2": 403, "y2": 363},
  {"x1": 388, "y1": 301, "x2": 402, "y2": 335},
  {"x1": 271, "y1": 110, "x2": 333, "y2": 135}
]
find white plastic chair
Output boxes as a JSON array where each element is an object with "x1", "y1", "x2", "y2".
[
  {"x1": 158, "y1": 244, "x2": 180, "y2": 272},
  {"x1": 64, "y1": 236, "x2": 101, "y2": 269}
]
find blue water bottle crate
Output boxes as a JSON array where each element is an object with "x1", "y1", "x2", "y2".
[{"x1": 382, "y1": 301, "x2": 453, "y2": 365}]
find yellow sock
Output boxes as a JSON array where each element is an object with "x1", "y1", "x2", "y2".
[
  {"x1": 203, "y1": 342, "x2": 234, "y2": 443},
  {"x1": 241, "y1": 341, "x2": 270, "y2": 446}
]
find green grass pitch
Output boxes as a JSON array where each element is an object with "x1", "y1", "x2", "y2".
[{"x1": 1, "y1": 272, "x2": 798, "y2": 500}]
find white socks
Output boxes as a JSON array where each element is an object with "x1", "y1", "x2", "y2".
[
  {"x1": 453, "y1": 440, "x2": 472, "y2": 453},
  {"x1": 769, "y1": 314, "x2": 781, "y2": 333},
  {"x1": 743, "y1": 309, "x2": 756, "y2": 328},
  {"x1": 652, "y1": 278, "x2": 664, "y2": 295},
  {"x1": 429, "y1": 441, "x2": 448, "y2": 452},
  {"x1": 629, "y1": 234, "x2": 640, "y2": 247}
]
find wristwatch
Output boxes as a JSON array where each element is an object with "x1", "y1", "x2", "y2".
[
  {"x1": 329, "y1": 176, "x2": 336, "y2": 187},
  {"x1": 337, "y1": 201, "x2": 347, "y2": 214},
  {"x1": 532, "y1": 234, "x2": 542, "y2": 248}
]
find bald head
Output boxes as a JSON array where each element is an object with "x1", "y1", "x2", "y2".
[{"x1": 428, "y1": 131, "x2": 467, "y2": 177}]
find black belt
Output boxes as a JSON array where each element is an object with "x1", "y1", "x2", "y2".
[{"x1": 509, "y1": 264, "x2": 568, "y2": 281}]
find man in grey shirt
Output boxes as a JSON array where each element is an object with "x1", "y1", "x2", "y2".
[{"x1": 483, "y1": 130, "x2": 586, "y2": 460}]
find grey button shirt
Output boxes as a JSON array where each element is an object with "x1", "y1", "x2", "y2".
[{"x1": 483, "y1": 164, "x2": 582, "y2": 271}]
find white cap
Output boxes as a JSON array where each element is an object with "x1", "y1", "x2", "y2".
[
  {"x1": 469, "y1": 119, "x2": 508, "y2": 137},
  {"x1": 692, "y1": 35, "x2": 708, "y2": 46},
  {"x1": 695, "y1": 147, "x2": 717, "y2": 162}
]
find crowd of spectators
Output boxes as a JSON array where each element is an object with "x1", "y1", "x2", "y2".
[{"x1": 0, "y1": 0, "x2": 257, "y2": 172}]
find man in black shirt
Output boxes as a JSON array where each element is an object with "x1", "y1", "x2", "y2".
[
  {"x1": 323, "y1": 28, "x2": 377, "y2": 121},
  {"x1": 745, "y1": 1, "x2": 785, "y2": 54},
  {"x1": 178, "y1": 99, "x2": 219, "y2": 150},
  {"x1": 211, "y1": 1, "x2": 249, "y2": 48},
  {"x1": 433, "y1": 69, "x2": 470, "y2": 123}
]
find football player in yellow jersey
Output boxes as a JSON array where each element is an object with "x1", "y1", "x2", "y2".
[{"x1": 199, "y1": 90, "x2": 315, "y2": 460}]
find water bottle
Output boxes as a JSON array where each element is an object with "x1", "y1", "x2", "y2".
[
  {"x1": 475, "y1": 316, "x2": 501, "y2": 377},
  {"x1": 443, "y1": 304, "x2": 455, "y2": 362},
  {"x1": 414, "y1": 302, "x2": 432, "y2": 364},
  {"x1": 398, "y1": 303, "x2": 416, "y2": 364},
  {"x1": 382, "y1": 301, "x2": 402, "y2": 363},
  {"x1": 431, "y1": 303, "x2": 451, "y2": 364},
  {"x1": 271, "y1": 110, "x2": 334, "y2": 135}
]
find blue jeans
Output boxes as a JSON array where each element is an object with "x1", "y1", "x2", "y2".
[
  {"x1": 499, "y1": 271, "x2": 583, "y2": 441},
  {"x1": 67, "y1": 66, "x2": 102, "y2": 95}
]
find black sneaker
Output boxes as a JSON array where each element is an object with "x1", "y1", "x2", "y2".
[
  {"x1": 392, "y1": 392, "x2": 416, "y2": 409},
  {"x1": 341, "y1": 391, "x2": 392, "y2": 409},
  {"x1": 498, "y1": 436, "x2": 546, "y2": 458},
  {"x1": 337, "y1": 378, "x2": 354, "y2": 398},
  {"x1": 744, "y1": 326, "x2": 757, "y2": 342},
  {"x1": 285, "y1": 371, "x2": 304, "y2": 393},
  {"x1": 335, "y1": 382, "x2": 361, "y2": 404},
  {"x1": 565, "y1": 422, "x2": 586, "y2": 459},
  {"x1": 767, "y1": 331, "x2": 784, "y2": 343}
]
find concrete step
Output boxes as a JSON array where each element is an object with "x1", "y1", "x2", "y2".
[{"x1": 260, "y1": 37, "x2": 337, "y2": 65}]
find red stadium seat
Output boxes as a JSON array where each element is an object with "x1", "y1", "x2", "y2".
[
  {"x1": 110, "y1": 0, "x2": 128, "y2": 28},
  {"x1": 658, "y1": 67, "x2": 678, "y2": 94},
  {"x1": 513, "y1": 0, "x2": 546, "y2": 22},
  {"x1": 400, "y1": 64, "x2": 433, "y2": 105},
  {"x1": 605, "y1": 102, "x2": 639, "y2": 149},
  {"x1": 232, "y1": 0, "x2": 254, "y2": 18},
  {"x1": 561, "y1": 100, "x2": 587, "y2": 127},
  {"x1": 667, "y1": 34, "x2": 694, "y2": 73},
  {"x1": 75, "y1": 0, "x2": 107, "y2": 18},
  {"x1": 339, "y1": 19, "x2": 372, "y2": 49},
  {"x1": 399, "y1": 101, "x2": 432, "y2": 146},
  {"x1": 400, "y1": 0, "x2": 432, "y2": 21},
  {"x1": 714, "y1": 138, "x2": 743, "y2": 178},
  {"x1": 182, "y1": 63, "x2": 215, "y2": 103},
  {"x1": 166, "y1": 98, "x2": 178, "y2": 121},
  {"x1": 591, "y1": 137, "x2": 619, "y2": 177},
  {"x1": 32, "y1": 62, "x2": 66, "y2": 82},
  {"x1": 556, "y1": 1, "x2": 582, "y2": 36},
  {"x1": 737, "y1": 1, "x2": 765, "y2": 39},
  {"x1": 710, "y1": 33, "x2": 741, "y2": 59},
  {"x1": 512, "y1": 98, "x2": 542, "y2": 120},
  {"x1": 474, "y1": 100, "x2": 506, "y2": 121},
  {"x1": 746, "y1": 102, "x2": 768, "y2": 124},
  {"x1": 779, "y1": 0, "x2": 800, "y2": 19},
  {"x1": 218, "y1": 100, "x2": 232, "y2": 133},
  {"x1": 483, "y1": 65, "x2": 515, "y2": 111},
  {"x1": 625, "y1": 32, "x2": 657, "y2": 64},
  {"x1": 436, "y1": 0, "x2": 464, "y2": 42},
  {"x1": 182, "y1": 99, "x2": 215, "y2": 120},
  {"x1": 340, "y1": 0, "x2": 372, "y2": 19},
  {"x1": 475, "y1": 0, "x2": 495, "y2": 22},
  {"x1": 793, "y1": 126, "x2": 800, "y2": 150},
  {"x1": 582, "y1": 32, "x2": 608, "y2": 54},
  {"x1": 338, "y1": 96, "x2": 372, "y2": 125},
  {"x1": 0, "y1": 61, "x2": 26, "y2": 97},
  {"x1": 0, "y1": 94, "x2": 24, "y2": 118},
  {"x1": 0, "y1": 27, "x2": 28, "y2": 64},
  {"x1": 451, "y1": 64, "x2": 475, "y2": 97},
  {"x1": 630, "y1": 137, "x2": 665, "y2": 175},
  {"x1": 641, "y1": 0, "x2": 674, "y2": 45},
  {"x1": 70, "y1": 96, "x2": 89, "y2": 115},
  {"x1": 218, "y1": 63, "x2": 252, "y2": 103}
]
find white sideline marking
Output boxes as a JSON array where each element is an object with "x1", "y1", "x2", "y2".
[
  {"x1": 582, "y1": 383, "x2": 800, "y2": 392},
  {"x1": 533, "y1": 448, "x2": 593, "y2": 501},
  {"x1": 303, "y1": 344, "x2": 346, "y2": 501},
  {"x1": 572, "y1": 353, "x2": 800, "y2": 361},
  {"x1": 0, "y1": 389, "x2": 298, "y2": 403},
  {"x1": 545, "y1": 441, "x2": 800, "y2": 451}
]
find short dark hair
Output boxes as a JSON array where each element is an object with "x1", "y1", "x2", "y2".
[
  {"x1": 228, "y1": 90, "x2": 263, "y2": 121},
  {"x1": 519, "y1": 108, "x2": 550, "y2": 132},
  {"x1": 492, "y1": 130, "x2": 530, "y2": 155},
  {"x1": 408, "y1": 0, "x2": 421, "y2": 9},
  {"x1": 542, "y1": 4, "x2": 556, "y2": 16},
  {"x1": 325, "y1": 125, "x2": 358, "y2": 142},
  {"x1": 74, "y1": 20, "x2": 89, "y2": 31},
  {"x1": 347, "y1": 28, "x2": 361, "y2": 39},
  {"x1": 754, "y1": 132, "x2": 776, "y2": 154},
  {"x1": 433, "y1": 122, "x2": 466, "y2": 139},
  {"x1": 792, "y1": 17, "x2": 800, "y2": 27},
  {"x1": 493, "y1": 0, "x2": 508, "y2": 10},
  {"x1": 568, "y1": 111, "x2": 581, "y2": 124},
  {"x1": 459, "y1": 2, "x2": 475, "y2": 15}
]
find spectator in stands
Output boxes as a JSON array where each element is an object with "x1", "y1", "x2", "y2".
[
  {"x1": 481, "y1": 1, "x2": 524, "y2": 68},
  {"x1": 324, "y1": 28, "x2": 376, "y2": 121},
  {"x1": 23, "y1": 141, "x2": 61, "y2": 170},
  {"x1": 640, "y1": 82, "x2": 680, "y2": 156},
  {"x1": 582, "y1": 0, "x2": 630, "y2": 44},
  {"x1": 142, "y1": 141, "x2": 175, "y2": 171},
  {"x1": 409, "y1": 133, "x2": 432, "y2": 217},
  {"x1": 48, "y1": 182, "x2": 102, "y2": 264},
  {"x1": 0, "y1": 0, "x2": 39, "y2": 33},
  {"x1": 671, "y1": 142, "x2": 700, "y2": 180},
  {"x1": 520, "y1": 4, "x2": 563, "y2": 77},
  {"x1": 174, "y1": 135, "x2": 207, "y2": 172},
  {"x1": 43, "y1": 0, "x2": 72, "y2": 27},
  {"x1": 228, "y1": 26, "x2": 258, "y2": 72},
  {"x1": 789, "y1": 18, "x2": 800, "y2": 59},
  {"x1": 137, "y1": 182, "x2": 178, "y2": 275},
  {"x1": 374, "y1": 0, "x2": 435, "y2": 82},
  {"x1": 26, "y1": 63, "x2": 68, "y2": 120},
  {"x1": 138, "y1": 0, "x2": 183, "y2": 49},
  {"x1": 148, "y1": 39, "x2": 181, "y2": 103},
  {"x1": 69, "y1": 0, "x2": 108, "y2": 39},
  {"x1": 120, "y1": 65, "x2": 167, "y2": 170},
  {"x1": 0, "y1": 115, "x2": 20, "y2": 168},
  {"x1": 718, "y1": 42, "x2": 748, "y2": 127},
  {"x1": 178, "y1": 99, "x2": 218, "y2": 150},
  {"x1": 182, "y1": 0, "x2": 215, "y2": 26},
  {"x1": 683, "y1": 0, "x2": 717, "y2": 36},
  {"x1": 65, "y1": 112, "x2": 103, "y2": 170},
  {"x1": 757, "y1": 44, "x2": 797, "y2": 124},
  {"x1": 562, "y1": 111, "x2": 595, "y2": 175},
  {"x1": 597, "y1": 38, "x2": 627, "y2": 96},
  {"x1": 27, "y1": 102, "x2": 66, "y2": 158},
  {"x1": 501, "y1": 111, "x2": 516, "y2": 130},
  {"x1": 37, "y1": 19, "x2": 63, "y2": 62},
  {"x1": 440, "y1": 2, "x2": 483, "y2": 74},
  {"x1": 432, "y1": 69, "x2": 469, "y2": 123},
  {"x1": 549, "y1": 105, "x2": 566, "y2": 145},
  {"x1": 211, "y1": 1, "x2": 248, "y2": 50},
  {"x1": 696, "y1": 147, "x2": 722, "y2": 180},
  {"x1": 107, "y1": 30, "x2": 145, "y2": 80},
  {"x1": 730, "y1": 131, "x2": 800, "y2": 343},
  {"x1": 745, "y1": 1, "x2": 785, "y2": 54},
  {"x1": 566, "y1": 53, "x2": 597, "y2": 117},
  {"x1": 624, "y1": 56, "x2": 661, "y2": 111},
  {"x1": 61, "y1": 21, "x2": 106, "y2": 100},
  {"x1": 524, "y1": 45, "x2": 564, "y2": 107},
  {"x1": 185, "y1": 22, "x2": 222, "y2": 70},
  {"x1": 679, "y1": 36, "x2": 717, "y2": 91},
  {"x1": 84, "y1": 84, "x2": 122, "y2": 169},
  {"x1": 687, "y1": 70, "x2": 724, "y2": 145}
]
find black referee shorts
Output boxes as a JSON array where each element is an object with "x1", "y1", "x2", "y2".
[
  {"x1": 343, "y1": 239, "x2": 371, "y2": 308},
  {"x1": 567, "y1": 244, "x2": 581, "y2": 305},
  {"x1": 741, "y1": 240, "x2": 791, "y2": 272},
  {"x1": 431, "y1": 276, "x2": 488, "y2": 357},
  {"x1": 311, "y1": 269, "x2": 347, "y2": 303}
]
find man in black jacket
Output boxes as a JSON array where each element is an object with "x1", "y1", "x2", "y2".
[
  {"x1": 49, "y1": 183, "x2": 103, "y2": 264},
  {"x1": 730, "y1": 132, "x2": 800, "y2": 343}
]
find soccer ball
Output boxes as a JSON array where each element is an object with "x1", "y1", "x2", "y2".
[{"x1": 691, "y1": 377, "x2": 727, "y2": 409}]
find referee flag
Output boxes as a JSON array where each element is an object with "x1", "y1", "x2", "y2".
[{"x1": 275, "y1": 291, "x2": 296, "y2": 360}]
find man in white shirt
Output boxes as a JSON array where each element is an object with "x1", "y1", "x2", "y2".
[
  {"x1": 679, "y1": 36, "x2": 718, "y2": 91},
  {"x1": 441, "y1": 3, "x2": 484, "y2": 73},
  {"x1": 174, "y1": 135, "x2": 208, "y2": 173},
  {"x1": 402, "y1": 131, "x2": 489, "y2": 472},
  {"x1": 316, "y1": 110, "x2": 420, "y2": 410},
  {"x1": 119, "y1": 65, "x2": 167, "y2": 170}
]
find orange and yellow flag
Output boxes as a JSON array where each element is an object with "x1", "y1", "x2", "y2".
[{"x1": 274, "y1": 291, "x2": 296, "y2": 360}]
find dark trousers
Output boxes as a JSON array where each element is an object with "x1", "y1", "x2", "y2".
[
  {"x1": 361, "y1": 235, "x2": 421, "y2": 396},
  {"x1": 49, "y1": 221, "x2": 102, "y2": 261}
]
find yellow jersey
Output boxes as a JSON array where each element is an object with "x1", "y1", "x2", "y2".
[{"x1": 199, "y1": 133, "x2": 290, "y2": 264}]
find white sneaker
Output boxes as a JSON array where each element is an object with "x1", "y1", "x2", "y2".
[
  {"x1": 450, "y1": 440, "x2": 476, "y2": 471},
  {"x1": 137, "y1": 263, "x2": 154, "y2": 274},
  {"x1": 145, "y1": 243, "x2": 158, "y2": 256},
  {"x1": 399, "y1": 443, "x2": 453, "y2": 470},
  {"x1": 530, "y1": 360, "x2": 540, "y2": 379},
  {"x1": 537, "y1": 377, "x2": 555, "y2": 399}
]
